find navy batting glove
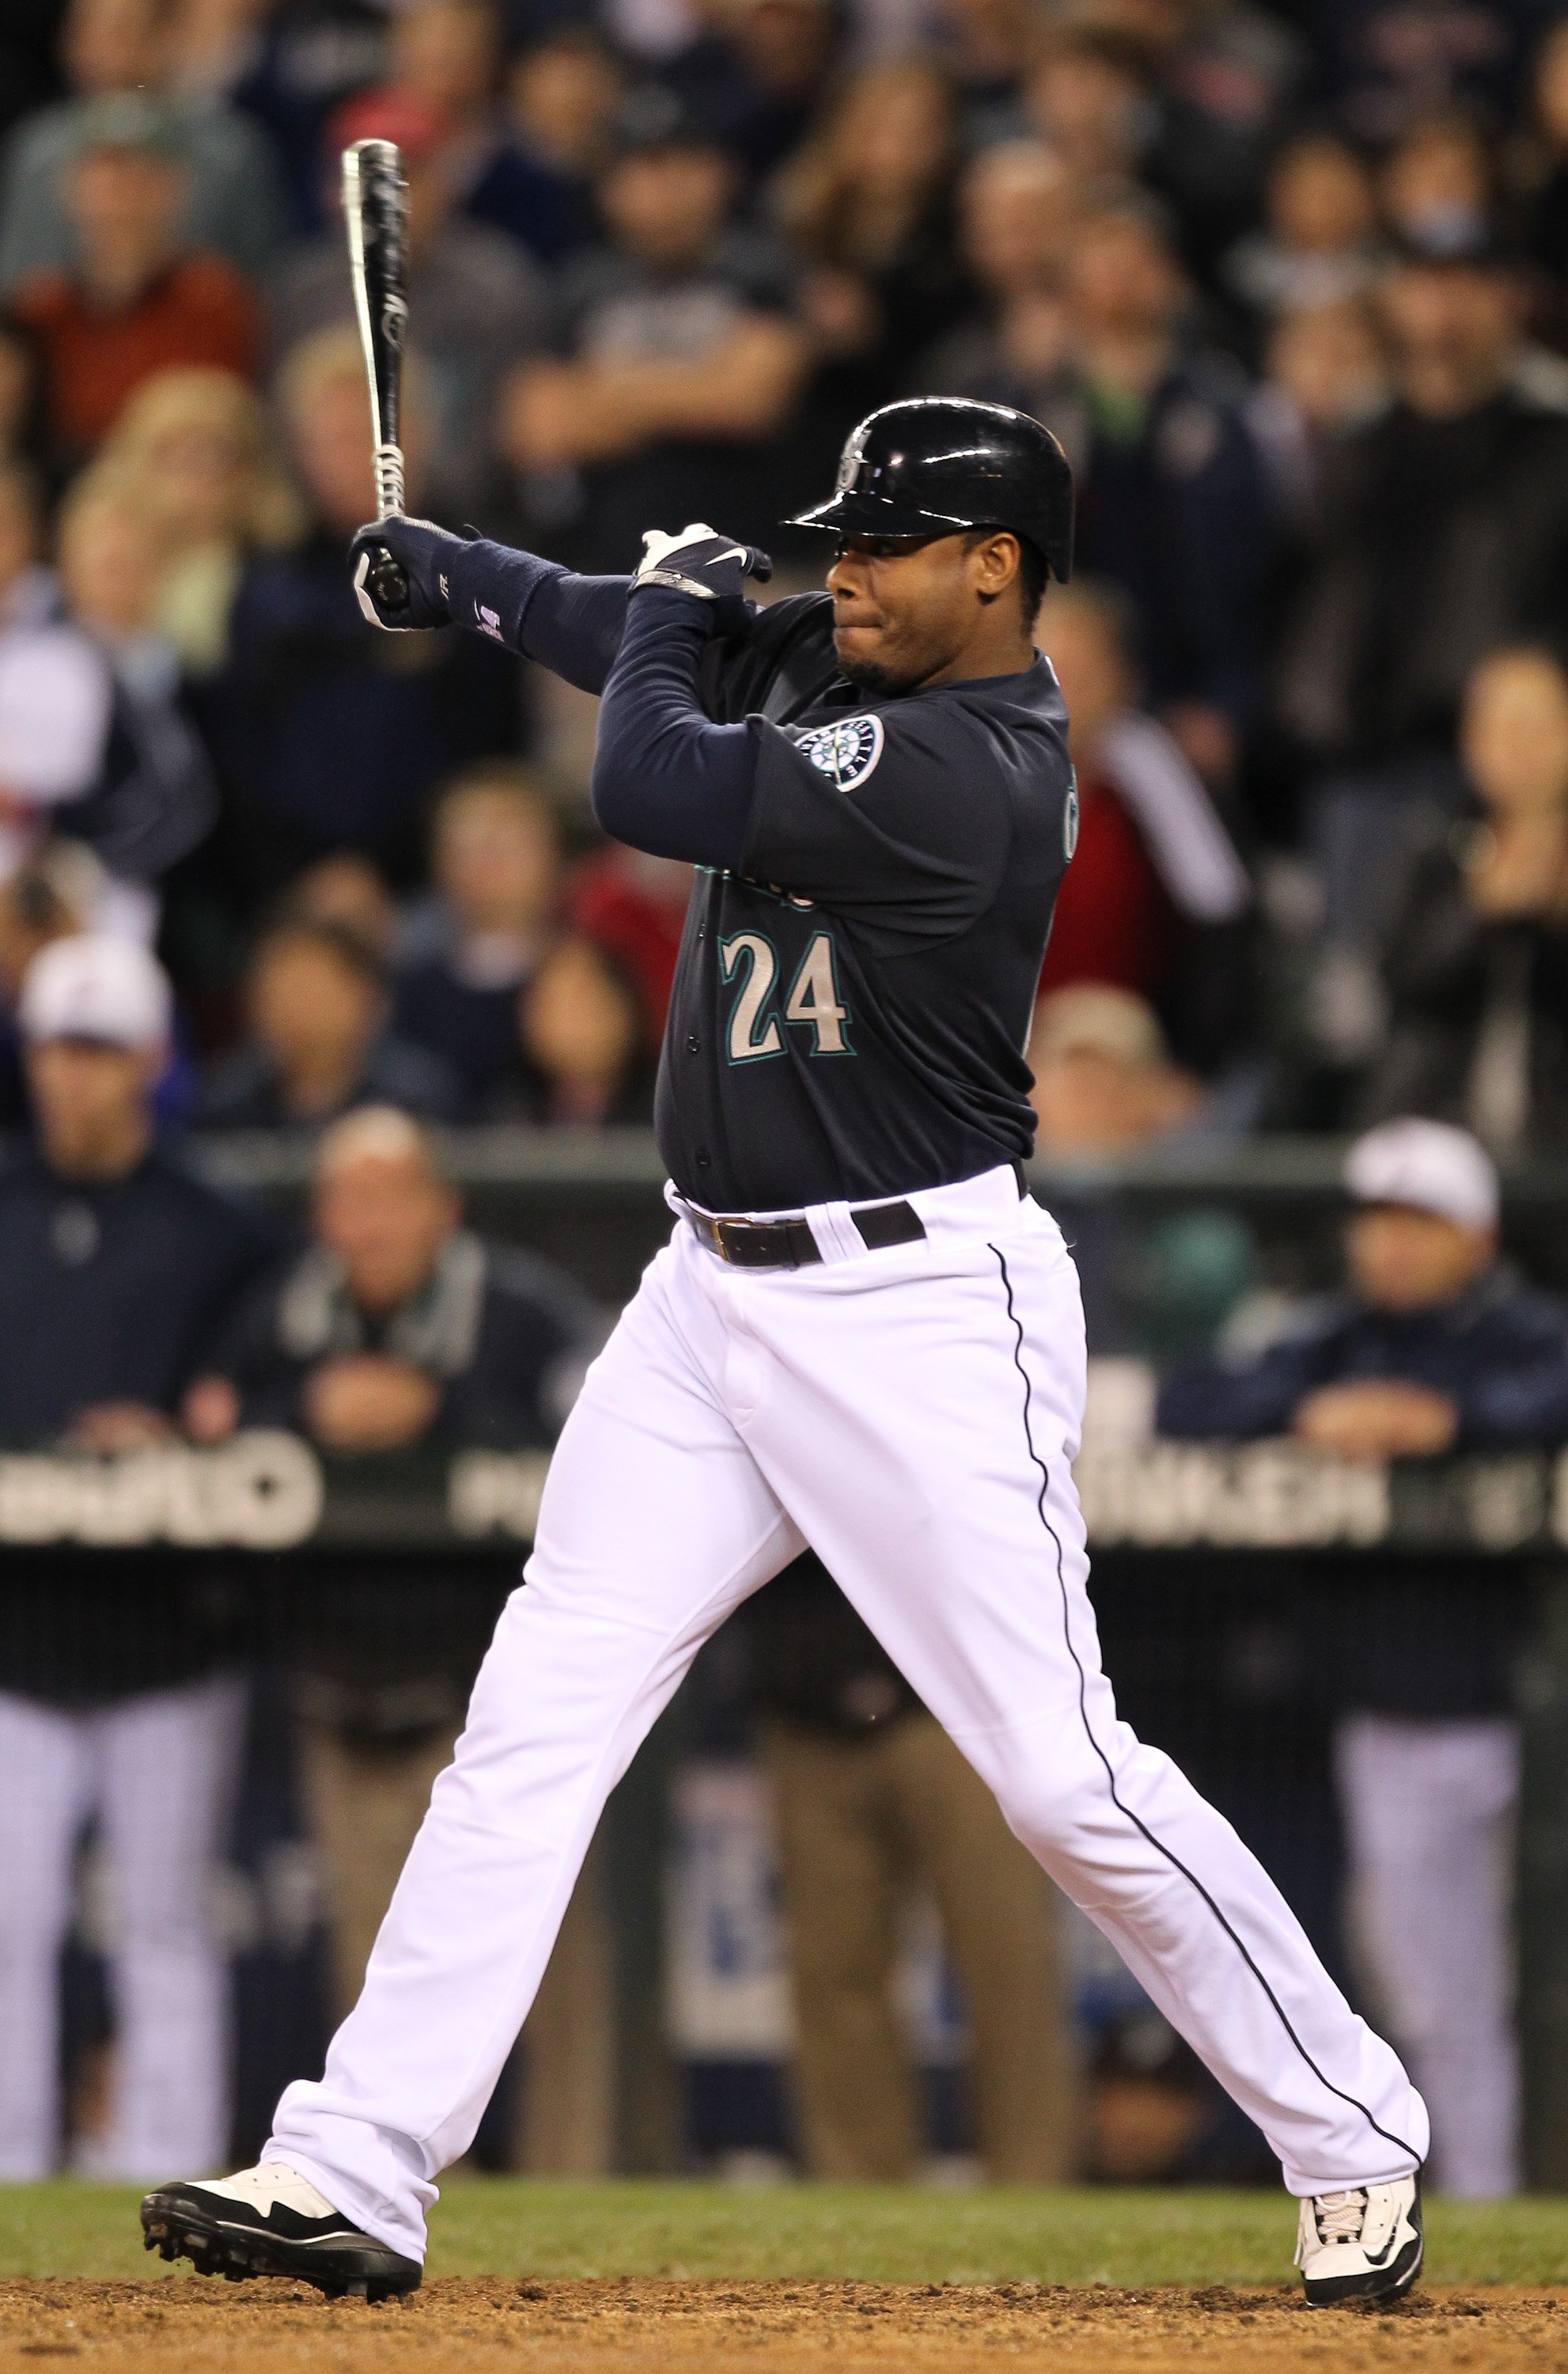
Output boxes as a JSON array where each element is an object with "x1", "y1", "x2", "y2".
[
  {"x1": 349, "y1": 514, "x2": 464, "y2": 632},
  {"x1": 631, "y1": 522, "x2": 773, "y2": 632}
]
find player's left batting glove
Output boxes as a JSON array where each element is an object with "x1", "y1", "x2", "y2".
[
  {"x1": 631, "y1": 523, "x2": 772, "y2": 633},
  {"x1": 349, "y1": 514, "x2": 465, "y2": 632}
]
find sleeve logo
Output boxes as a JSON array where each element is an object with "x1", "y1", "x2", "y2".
[
  {"x1": 793, "y1": 713, "x2": 884, "y2": 792},
  {"x1": 1064, "y1": 783, "x2": 1079, "y2": 860}
]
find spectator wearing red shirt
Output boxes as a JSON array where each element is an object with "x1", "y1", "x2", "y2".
[
  {"x1": 1039, "y1": 581, "x2": 1253, "y2": 1075},
  {"x1": 10, "y1": 94, "x2": 259, "y2": 464},
  {"x1": 566, "y1": 845, "x2": 692, "y2": 1052}
]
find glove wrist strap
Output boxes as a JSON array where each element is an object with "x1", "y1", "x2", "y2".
[{"x1": 632, "y1": 570, "x2": 718, "y2": 601}]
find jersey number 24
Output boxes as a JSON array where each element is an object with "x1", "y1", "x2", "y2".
[{"x1": 719, "y1": 931, "x2": 852, "y2": 1061}]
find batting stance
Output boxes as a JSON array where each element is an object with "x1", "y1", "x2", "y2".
[{"x1": 142, "y1": 400, "x2": 1426, "y2": 2306}]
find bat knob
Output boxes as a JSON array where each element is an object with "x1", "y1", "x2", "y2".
[{"x1": 368, "y1": 548, "x2": 409, "y2": 610}]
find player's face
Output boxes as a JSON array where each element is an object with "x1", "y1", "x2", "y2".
[{"x1": 826, "y1": 532, "x2": 1022, "y2": 693}]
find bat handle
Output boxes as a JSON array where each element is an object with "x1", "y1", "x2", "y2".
[
  {"x1": 371, "y1": 442, "x2": 410, "y2": 609},
  {"x1": 368, "y1": 551, "x2": 410, "y2": 608}
]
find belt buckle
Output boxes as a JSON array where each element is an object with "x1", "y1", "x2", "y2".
[
  {"x1": 712, "y1": 1219, "x2": 735, "y2": 1262},
  {"x1": 680, "y1": 1200, "x2": 731, "y2": 1261}
]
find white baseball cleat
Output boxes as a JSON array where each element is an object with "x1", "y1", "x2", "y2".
[
  {"x1": 141, "y1": 2161, "x2": 421, "y2": 2300},
  {"x1": 1294, "y1": 2174, "x2": 1423, "y2": 2306}
]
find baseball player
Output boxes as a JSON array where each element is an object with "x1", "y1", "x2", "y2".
[{"x1": 142, "y1": 400, "x2": 1426, "y2": 2306}]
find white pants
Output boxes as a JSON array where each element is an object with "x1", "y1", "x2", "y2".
[
  {"x1": 271, "y1": 1170, "x2": 1426, "y2": 2257},
  {"x1": 0, "y1": 1673, "x2": 244, "y2": 2180},
  {"x1": 1335, "y1": 1713, "x2": 1519, "y2": 2198}
]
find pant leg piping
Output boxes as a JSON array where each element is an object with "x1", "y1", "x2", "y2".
[{"x1": 987, "y1": 1242, "x2": 1422, "y2": 2172}]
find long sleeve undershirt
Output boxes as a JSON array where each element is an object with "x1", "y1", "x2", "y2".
[
  {"x1": 445, "y1": 538, "x2": 631, "y2": 692},
  {"x1": 589, "y1": 590, "x2": 759, "y2": 870}
]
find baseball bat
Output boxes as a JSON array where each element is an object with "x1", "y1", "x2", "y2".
[{"x1": 343, "y1": 138, "x2": 410, "y2": 611}]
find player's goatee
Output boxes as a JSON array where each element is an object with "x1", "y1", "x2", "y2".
[{"x1": 835, "y1": 654, "x2": 900, "y2": 696}]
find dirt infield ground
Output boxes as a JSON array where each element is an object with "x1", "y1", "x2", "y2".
[{"x1": 0, "y1": 2277, "x2": 1564, "y2": 2373}]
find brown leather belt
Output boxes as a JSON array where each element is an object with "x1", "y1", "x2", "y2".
[{"x1": 681, "y1": 1198, "x2": 926, "y2": 1269}]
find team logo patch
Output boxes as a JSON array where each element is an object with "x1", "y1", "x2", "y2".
[
  {"x1": 794, "y1": 713, "x2": 884, "y2": 792},
  {"x1": 1063, "y1": 783, "x2": 1080, "y2": 861}
]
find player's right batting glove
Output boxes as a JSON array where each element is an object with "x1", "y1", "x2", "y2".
[
  {"x1": 631, "y1": 523, "x2": 773, "y2": 633},
  {"x1": 349, "y1": 514, "x2": 464, "y2": 632}
]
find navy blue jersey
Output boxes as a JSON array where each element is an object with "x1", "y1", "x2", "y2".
[{"x1": 656, "y1": 593, "x2": 1075, "y2": 1210}]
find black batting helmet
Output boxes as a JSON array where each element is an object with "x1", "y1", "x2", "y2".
[{"x1": 786, "y1": 397, "x2": 1074, "y2": 583}]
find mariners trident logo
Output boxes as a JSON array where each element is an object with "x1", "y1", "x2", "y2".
[{"x1": 795, "y1": 713, "x2": 885, "y2": 792}]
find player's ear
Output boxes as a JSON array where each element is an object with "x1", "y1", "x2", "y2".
[{"x1": 971, "y1": 532, "x2": 1021, "y2": 607}]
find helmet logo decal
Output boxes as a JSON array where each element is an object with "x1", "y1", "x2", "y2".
[
  {"x1": 835, "y1": 423, "x2": 870, "y2": 495},
  {"x1": 793, "y1": 713, "x2": 885, "y2": 793}
]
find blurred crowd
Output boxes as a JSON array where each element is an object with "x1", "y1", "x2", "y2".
[
  {"x1": 3, "y1": 0, "x2": 1568, "y2": 1140},
  {"x1": 9, "y1": 0, "x2": 1568, "y2": 2211}
]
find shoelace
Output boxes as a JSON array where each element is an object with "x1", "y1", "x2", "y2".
[{"x1": 1313, "y1": 2187, "x2": 1369, "y2": 2245}]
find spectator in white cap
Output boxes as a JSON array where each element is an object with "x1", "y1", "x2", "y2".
[
  {"x1": 0, "y1": 932, "x2": 270, "y2": 2181},
  {"x1": 1157, "y1": 1115, "x2": 1568, "y2": 2198},
  {"x1": 21, "y1": 925, "x2": 171, "y2": 1056}
]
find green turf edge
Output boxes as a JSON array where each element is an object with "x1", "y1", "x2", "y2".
[{"x1": 1, "y1": 2181, "x2": 1565, "y2": 2288}]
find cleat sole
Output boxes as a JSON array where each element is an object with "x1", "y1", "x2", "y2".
[{"x1": 138, "y1": 2189, "x2": 420, "y2": 2305}]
